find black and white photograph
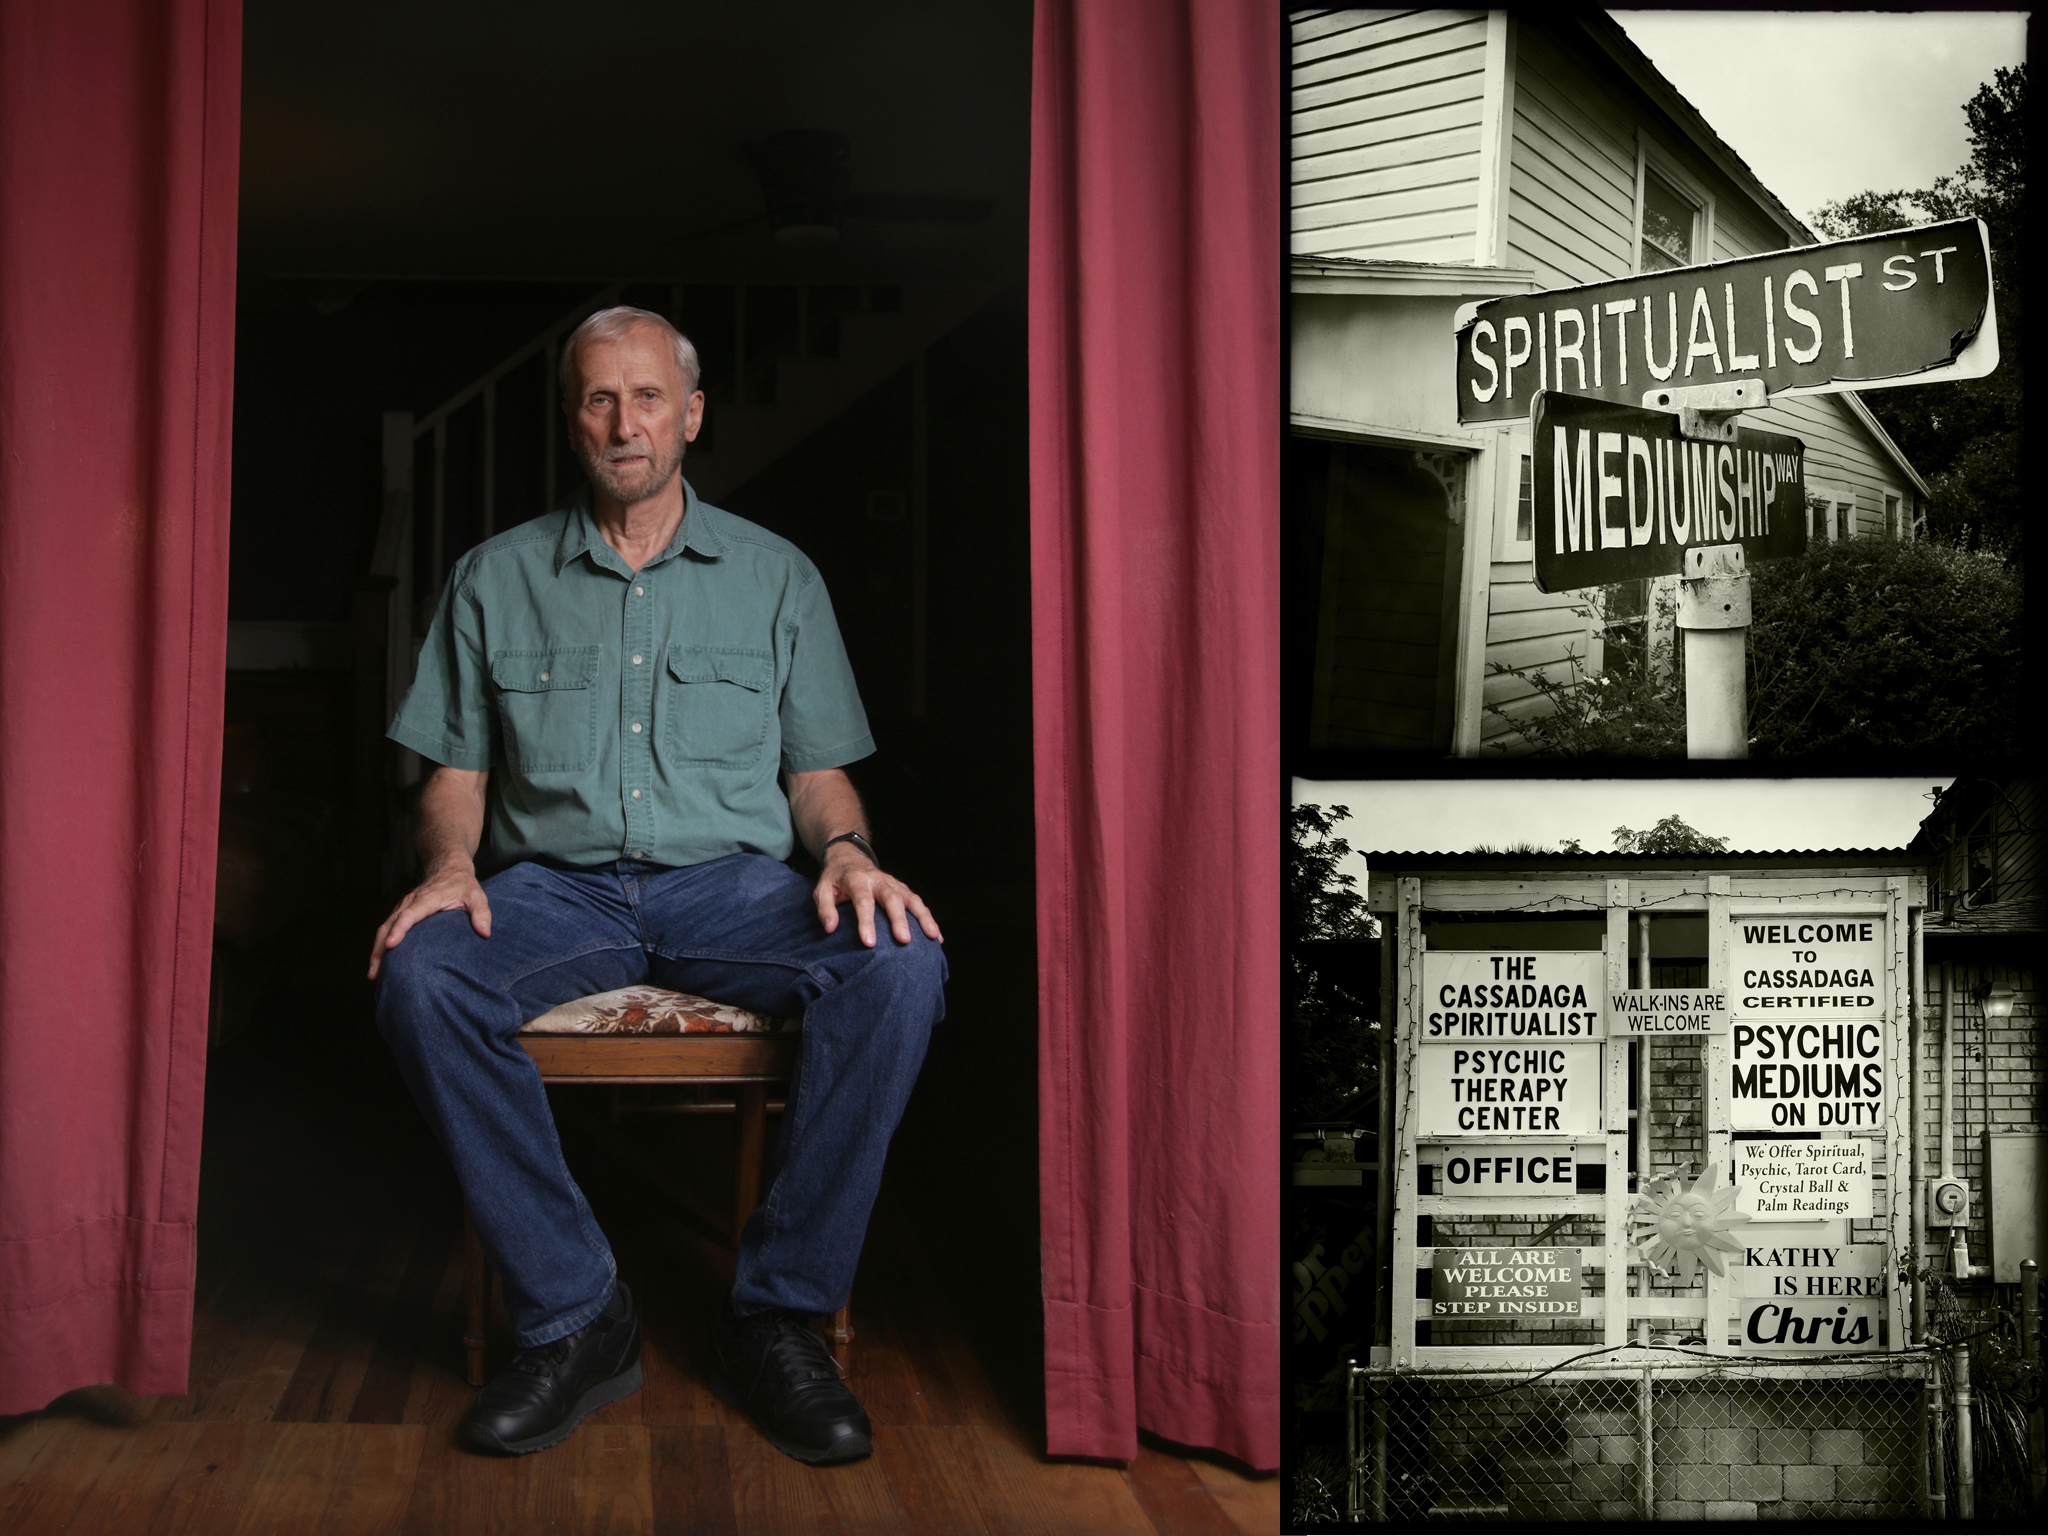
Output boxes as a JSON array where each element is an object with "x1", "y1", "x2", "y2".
[{"x1": 1283, "y1": 9, "x2": 2036, "y2": 1531}]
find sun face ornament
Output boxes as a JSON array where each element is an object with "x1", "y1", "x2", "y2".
[{"x1": 1630, "y1": 1162, "x2": 1748, "y2": 1285}]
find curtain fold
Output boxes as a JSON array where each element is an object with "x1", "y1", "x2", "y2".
[
  {"x1": 1029, "y1": 0, "x2": 1280, "y2": 1469},
  {"x1": 0, "y1": 0, "x2": 240, "y2": 1412}
]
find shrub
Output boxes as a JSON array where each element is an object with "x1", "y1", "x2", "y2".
[{"x1": 1747, "y1": 538, "x2": 2023, "y2": 759}]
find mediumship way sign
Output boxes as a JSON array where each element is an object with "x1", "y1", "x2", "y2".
[
  {"x1": 1454, "y1": 218, "x2": 1997, "y2": 425},
  {"x1": 1531, "y1": 391, "x2": 1805, "y2": 593}
]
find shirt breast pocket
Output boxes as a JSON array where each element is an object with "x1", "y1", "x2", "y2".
[
  {"x1": 663, "y1": 645, "x2": 774, "y2": 769},
  {"x1": 490, "y1": 647, "x2": 600, "y2": 775}
]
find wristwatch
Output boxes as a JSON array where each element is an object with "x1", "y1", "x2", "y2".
[{"x1": 822, "y1": 831, "x2": 877, "y2": 866}]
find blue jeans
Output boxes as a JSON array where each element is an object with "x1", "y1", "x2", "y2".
[{"x1": 374, "y1": 853, "x2": 946, "y2": 1347}]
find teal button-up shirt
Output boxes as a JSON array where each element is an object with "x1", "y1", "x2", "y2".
[{"x1": 388, "y1": 480, "x2": 874, "y2": 869}]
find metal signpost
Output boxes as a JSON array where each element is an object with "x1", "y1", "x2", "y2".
[{"x1": 1450, "y1": 219, "x2": 1999, "y2": 758}]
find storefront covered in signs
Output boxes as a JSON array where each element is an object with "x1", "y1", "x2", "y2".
[
  {"x1": 1286, "y1": 11, "x2": 1933, "y2": 757},
  {"x1": 1342, "y1": 846, "x2": 2012, "y2": 1523}
]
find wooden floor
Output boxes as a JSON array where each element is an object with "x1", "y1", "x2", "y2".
[{"x1": 0, "y1": 977, "x2": 1273, "y2": 1535}]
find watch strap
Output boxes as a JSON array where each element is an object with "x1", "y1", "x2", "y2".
[{"x1": 822, "y1": 830, "x2": 877, "y2": 866}]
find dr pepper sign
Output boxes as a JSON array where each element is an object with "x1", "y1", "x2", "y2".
[{"x1": 1455, "y1": 219, "x2": 1997, "y2": 424}]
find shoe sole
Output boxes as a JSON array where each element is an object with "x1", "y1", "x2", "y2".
[
  {"x1": 461, "y1": 1358, "x2": 644, "y2": 1457},
  {"x1": 703, "y1": 1359, "x2": 873, "y2": 1465}
]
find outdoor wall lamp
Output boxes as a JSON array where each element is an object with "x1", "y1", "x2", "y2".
[{"x1": 1975, "y1": 983, "x2": 2016, "y2": 1021}]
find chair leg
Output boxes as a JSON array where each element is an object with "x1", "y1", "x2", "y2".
[
  {"x1": 823, "y1": 1304, "x2": 854, "y2": 1374},
  {"x1": 732, "y1": 1081, "x2": 768, "y2": 1247},
  {"x1": 463, "y1": 1205, "x2": 488, "y2": 1388}
]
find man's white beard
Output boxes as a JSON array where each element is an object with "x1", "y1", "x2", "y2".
[{"x1": 580, "y1": 421, "x2": 687, "y2": 507}]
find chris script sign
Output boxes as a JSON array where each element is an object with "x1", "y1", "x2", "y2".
[{"x1": 1455, "y1": 218, "x2": 1996, "y2": 425}]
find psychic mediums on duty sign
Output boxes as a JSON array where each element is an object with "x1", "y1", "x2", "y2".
[{"x1": 1432, "y1": 1248, "x2": 1583, "y2": 1318}]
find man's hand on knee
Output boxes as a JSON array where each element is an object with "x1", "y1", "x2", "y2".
[
  {"x1": 368, "y1": 861, "x2": 493, "y2": 979},
  {"x1": 812, "y1": 848, "x2": 942, "y2": 949}
]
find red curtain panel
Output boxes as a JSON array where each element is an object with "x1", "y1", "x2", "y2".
[
  {"x1": 0, "y1": 0, "x2": 239, "y2": 1412},
  {"x1": 1029, "y1": 0, "x2": 1280, "y2": 1470}
]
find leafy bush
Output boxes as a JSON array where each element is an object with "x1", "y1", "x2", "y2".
[
  {"x1": 1747, "y1": 537, "x2": 2024, "y2": 759},
  {"x1": 1485, "y1": 539, "x2": 2023, "y2": 759}
]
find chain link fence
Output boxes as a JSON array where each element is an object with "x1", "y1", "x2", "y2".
[{"x1": 1347, "y1": 1356, "x2": 1927, "y2": 1523}]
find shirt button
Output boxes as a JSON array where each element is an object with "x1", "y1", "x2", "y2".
[
  {"x1": 635, "y1": 586, "x2": 645, "y2": 596},
  {"x1": 539, "y1": 671, "x2": 549, "y2": 682},
  {"x1": 631, "y1": 721, "x2": 643, "y2": 733},
  {"x1": 637, "y1": 851, "x2": 648, "y2": 858},
  {"x1": 632, "y1": 654, "x2": 643, "y2": 665},
  {"x1": 631, "y1": 789, "x2": 641, "y2": 799}
]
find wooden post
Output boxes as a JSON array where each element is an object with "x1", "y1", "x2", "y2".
[
  {"x1": 1604, "y1": 880, "x2": 1631, "y2": 1351},
  {"x1": 1390, "y1": 878, "x2": 1423, "y2": 1366},
  {"x1": 1636, "y1": 908, "x2": 1652, "y2": 1346},
  {"x1": 1703, "y1": 875, "x2": 1733, "y2": 1351},
  {"x1": 2025, "y1": 1259, "x2": 2044, "y2": 1513}
]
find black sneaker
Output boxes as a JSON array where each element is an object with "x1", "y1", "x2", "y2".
[
  {"x1": 459, "y1": 1281, "x2": 643, "y2": 1455},
  {"x1": 707, "y1": 1297, "x2": 872, "y2": 1464}
]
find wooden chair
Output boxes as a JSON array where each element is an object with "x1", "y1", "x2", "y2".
[{"x1": 461, "y1": 985, "x2": 853, "y2": 1385}]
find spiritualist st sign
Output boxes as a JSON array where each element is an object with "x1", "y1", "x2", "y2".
[
  {"x1": 1455, "y1": 218, "x2": 1997, "y2": 425},
  {"x1": 1530, "y1": 391, "x2": 1805, "y2": 592}
]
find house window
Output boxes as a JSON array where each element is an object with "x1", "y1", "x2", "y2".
[
  {"x1": 1885, "y1": 493, "x2": 1902, "y2": 540},
  {"x1": 1639, "y1": 171, "x2": 1696, "y2": 271},
  {"x1": 1515, "y1": 454, "x2": 1534, "y2": 544},
  {"x1": 1600, "y1": 579, "x2": 1650, "y2": 687}
]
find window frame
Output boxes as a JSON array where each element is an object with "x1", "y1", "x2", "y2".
[{"x1": 1632, "y1": 133, "x2": 1717, "y2": 277}]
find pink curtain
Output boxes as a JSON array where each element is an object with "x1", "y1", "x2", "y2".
[
  {"x1": 0, "y1": 0, "x2": 240, "y2": 1412},
  {"x1": 1029, "y1": 0, "x2": 1279, "y2": 1469}
]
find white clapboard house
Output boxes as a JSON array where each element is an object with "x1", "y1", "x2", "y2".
[{"x1": 1289, "y1": 10, "x2": 1929, "y2": 755}]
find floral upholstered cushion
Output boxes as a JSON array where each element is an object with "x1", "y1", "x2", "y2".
[{"x1": 520, "y1": 986, "x2": 795, "y2": 1036}]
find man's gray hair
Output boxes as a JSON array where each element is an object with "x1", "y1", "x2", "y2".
[{"x1": 559, "y1": 305, "x2": 702, "y2": 401}]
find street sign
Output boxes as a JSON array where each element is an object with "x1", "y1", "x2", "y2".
[
  {"x1": 1607, "y1": 988, "x2": 1729, "y2": 1034},
  {"x1": 1531, "y1": 391, "x2": 1805, "y2": 593},
  {"x1": 1455, "y1": 217, "x2": 1997, "y2": 424},
  {"x1": 1421, "y1": 951, "x2": 1604, "y2": 1040},
  {"x1": 1432, "y1": 1247, "x2": 1583, "y2": 1319}
]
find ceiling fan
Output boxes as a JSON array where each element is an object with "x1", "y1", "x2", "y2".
[{"x1": 680, "y1": 128, "x2": 993, "y2": 246}]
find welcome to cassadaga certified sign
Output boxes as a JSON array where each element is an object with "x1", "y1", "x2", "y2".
[
  {"x1": 1455, "y1": 218, "x2": 1998, "y2": 425},
  {"x1": 1730, "y1": 917, "x2": 1887, "y2": 1131},
  {"x1": 1530, "y1": 391, "x2": 1805, "y2": 593}
]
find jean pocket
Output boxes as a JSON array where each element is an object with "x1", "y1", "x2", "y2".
[
  {"x1": 663, "y1": 645, "x2": 773, "y2": 768},
  {"x1": 491, "y1": 646, "x2": 600, "y2": 774}
]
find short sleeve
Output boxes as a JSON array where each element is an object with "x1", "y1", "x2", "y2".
[
  {"x1": 387, "y1": 567, "x2": 497, "y2": 770},
  {"x1": 778, "y1": 568, "x2": 875, "y2": 773}
]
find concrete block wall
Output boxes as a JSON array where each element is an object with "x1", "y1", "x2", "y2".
[{"x1": 1392, "y1": 1377, "x2": 1921, "y2": 1522}]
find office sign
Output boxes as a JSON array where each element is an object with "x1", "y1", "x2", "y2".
[
  {"x1": 1530, "y1": 391, "x2": 1805, "y2": 593},
  {"x1": 1455, "y1": 218, "x2": 1997, "y2": 424},
  {"x1": 1439, "y1": 1145, "x2": 1577, "y2": 1194},
  {"x1": 1417, "y1": 1042, "x2": 1603, "y2": 1136},
  {"x1": 1733, "y1": 1140, "x2": 1874, "y2": 1222},
  {"x1": 1608, "y1": 988, "x2": 1730, "y2": 1035},
  {"x1": 1432, "y1": 1247, "x2": 1583, "y2": 1319},
  {"x1": 1420, "y1": 951, "x2": 1604, "y2": 1039}
]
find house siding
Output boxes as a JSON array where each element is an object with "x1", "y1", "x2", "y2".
[{"x1": 1292, "y1": 9, "x2": 1492, "y2": 262}]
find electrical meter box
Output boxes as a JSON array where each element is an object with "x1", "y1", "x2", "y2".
[{"x1": 1987, "y1": 1131, "x2": 2047, "y2": 1283}]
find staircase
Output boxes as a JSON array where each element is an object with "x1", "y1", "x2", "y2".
[{"x1": 350, "y1": 278, "x2": 994, "y2": 895}]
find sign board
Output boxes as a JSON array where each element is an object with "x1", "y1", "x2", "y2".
[
  {"x1": 1608, "y1": 988, "x2": 1730, "y2": 1035},
  {"x1": 1420, "y1": 951, "x2": 1604, "y2": 1039},
  {"x1": 1455, "y1": 217, "x2": 1997, "y2": 424},
  {"x1": 1530, "y1": 391, "x2": 1805, "y2": 592},
  {"x1": 1417, "y1": 1043, "x2": 1603, "y2": 1136},
  {"x1": 1438, "y1": 1145, "x2": 1577, "y2": 1194},
  {"x1": 1731, "y1": 916, "x2": 1888, "y2": 1131},
  {"x1": 1733, "y1": 1140, "x2": 1874, "y2": 1221},
  {"x1": 1732, "y1": 918, "x2": 1884, "y2": 1013},
  {"x1": 1732, "y1": 1244, "x2": 1886, "y2": 1352},
  {"x1": 1432, "y1": 1247, "x2": 1583, "y2": 1319}
]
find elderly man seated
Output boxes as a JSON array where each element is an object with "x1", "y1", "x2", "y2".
[{"x1": 368, "y1": 306, "x2": 947, "y2": 1463}]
